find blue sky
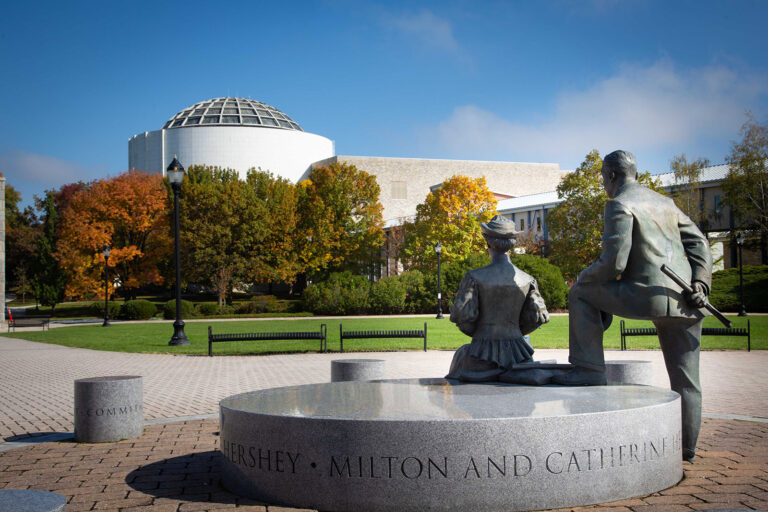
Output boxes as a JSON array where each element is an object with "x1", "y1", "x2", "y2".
[{"x1": 1, "y1": 0, "x2": 767, "y2": 207}]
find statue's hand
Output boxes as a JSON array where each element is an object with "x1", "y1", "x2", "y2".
[
  {"x1": 538, "y1": 307, "x2": 550, "y2": 325},
  {"x1": 687, "y1": 281, "x2": 708, "y2": 308}
]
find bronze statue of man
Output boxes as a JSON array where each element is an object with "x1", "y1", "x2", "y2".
[{"x1": 553, "y1": 150, "x2": 712, "y2": 462}]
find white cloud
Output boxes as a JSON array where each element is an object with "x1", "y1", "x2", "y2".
[
  {"x1": 427, "y1": 60, "x2": 767, "y2": 169},
  {"x1": 0, "y1": 150, "x2": 107, "y2": 187},
  {"x1": 387, "y1": 9, "x2": 458, "y2": 51}
]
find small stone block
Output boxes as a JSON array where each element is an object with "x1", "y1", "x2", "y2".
[
  {"x1": 605, "y1": 360, "x2": 653, "y2": 385},
  {"x1": 0, "y1": 489, "x2": 66, "y2": 512},
  {"x1": 330, "y1": 359, "x2": 385, "y2": 382},
  {"x1": 74, "y1": 375, "x2": 143, "y2": 443}
]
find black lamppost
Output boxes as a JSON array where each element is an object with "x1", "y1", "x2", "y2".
[
  {"x1": 102, "y1": 246, "x2": 111, "y2": 327},
  {"x1": 434, "y1": 241, "x2": 443, "y2": 319},
  {"x1": 736, "y1": 231, "x2": 747, "y2": 317},
  {"x1": 167, "y1": 157, "x2": 189, "y2": 345}
]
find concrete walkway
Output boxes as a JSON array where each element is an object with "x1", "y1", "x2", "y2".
[
  {"x1": 1, "y1": 338, "x2": 766, "y2": 440},
  {"x1": 0, "y1": 338, "x2": 766, "y2": 511}
]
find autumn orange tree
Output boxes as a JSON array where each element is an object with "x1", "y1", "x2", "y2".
[
  {"x1": 296, "y1": 162, "x2": 384, "y2": 276},
  {"x1": 401, "y1": 175, "x2": 498, "y2": 270},
  {"x1": 56, "y1": 170, "x2": 170, "y2": 300}
]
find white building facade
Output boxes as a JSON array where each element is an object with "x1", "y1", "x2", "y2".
[{"x1": 129, "y1": 97, "x2": 335, "y2": 183}]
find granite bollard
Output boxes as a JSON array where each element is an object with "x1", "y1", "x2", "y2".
[
  {"x1": 605, "y1": 360, "x2": 653, "y2": 385},
  {"x1": 331, "y1": 359, "x2": 385, "y2": 382},
  {"x1": 0, "y1": 489, "x2": 66, "y2": 512},
  {"x1": 220, "y1": 378, "x2": 683, "y2": 512},
  {"x1": 74, "y1": 376, "x2": 143, "y2": 443}
]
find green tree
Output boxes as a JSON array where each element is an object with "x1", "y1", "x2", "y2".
[
  {"x1": 180, "y1": 166, "x2": 263, "y2": 306},
  {"x1": 547, "y1": 150, "x2": 663, "y2": 281},
  {"x1": 31, "y1": 192, "x2": 66, "y2": 312},
  {"x1": 723, "y1": 114, "x2": 768, "y2": 263},
  {"x1": 4, "y1": 181, "x2": 40, "y2": 298},
  {"x1": 401, "y1": 175, "x2": 497, "y2": 271},
  {"x1": 245, "y1": 169, "x2": 302, "y2": 288},
  {"x1": 670, "y1": 154, "x2": 710, "y2": 229},
  {"x1": 296, "y1": 162, "x2": 384, "y2": 276}
]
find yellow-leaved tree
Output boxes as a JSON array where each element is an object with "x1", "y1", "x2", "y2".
[{"x1": 401, "y1": 175, "x2": 497, "y2": 271}]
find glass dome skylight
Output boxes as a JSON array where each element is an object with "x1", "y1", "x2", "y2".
[{"x1": 163, "y1": 97, "x2": 303, "y2": 131}]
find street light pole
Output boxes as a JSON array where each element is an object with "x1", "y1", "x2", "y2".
[
  {"x1": 434, "y1": 241, "x2": 443, "y2": 319},
  {"x1": 102, "y1": 246, "x2": 111, "y2": 327},
  {"x1": 737, "y1": 231, "x2": 747, "y2": 317},
  {"x1": 167, "y1": 157, "x2": 190, "y2": 345}
]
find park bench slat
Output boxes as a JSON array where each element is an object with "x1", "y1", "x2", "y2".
[
  {"x1": 620, "y1": 319, "x2": 751, "y2": 351},
  {"x1": 208, "y1": 324, "x2": 327, "y2": 356},
  {"x1": 339, "y1": 323, "x2": 428, "y2": 352},
  {"x1": 8, "y1": 316, "x2": 51, "y2": 332}
]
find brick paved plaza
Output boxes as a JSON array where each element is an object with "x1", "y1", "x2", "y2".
[{"x1": 1, "y1": 337, "x2": 766, "y2": 511}]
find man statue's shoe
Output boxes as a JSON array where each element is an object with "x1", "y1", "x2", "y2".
[
  {"x1": 551, "y1": 367, "x2": 606, "y2": 386},
  {"x1": 683, "y1": 450, "x2": 695, "y2": 463}
]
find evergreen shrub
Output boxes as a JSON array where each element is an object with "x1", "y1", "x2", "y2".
[
  {"x1": 163, "y1": 299, "x2": 195, "y2": 320},
  {"x1": 234, "y1": 295, "x2": 285, "y2": 314},
  {"x1": 369, "y1": 276, "x2": 407, "y2": 314},
  {"x1": 302, "y1": 272, "x2": 370, "y2": 315},
  {"x1": 120, "y1": 299, "x2": 157, "y2": 320},
  {"x1": 89, "y1": 301, "x2": 121, "y2": 319},
  {"x1": 196, "y1": 302, "x2": 220, "y2": 316},
  {"x1": 511, "y1": 254, "x2": 569, "y2": 310},
  {"x1": 396, "y1": 270, "x2": 434, "y2": 314}
]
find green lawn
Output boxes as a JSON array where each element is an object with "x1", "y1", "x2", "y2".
[{"x1": 3, "y1": 315, "x2": 763, "y2": 354}]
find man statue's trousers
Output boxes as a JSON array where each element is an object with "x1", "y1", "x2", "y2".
[{"x1": 568, "y1": 280, "x2": 703, "y2": 460}]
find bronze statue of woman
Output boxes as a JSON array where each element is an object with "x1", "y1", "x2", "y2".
[{"x1": 446, "y1": 215, "x2": 550, "y2": 381}]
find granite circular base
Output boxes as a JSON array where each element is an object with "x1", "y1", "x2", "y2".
[
  {"x1": 220, "y1": 379, "x2": 683, "y2": 512},
  {"x1": 74, "y1": 376, "x2": 143, "y2": 443},
  {"x1": 331, "y1": 359, "x2": 386, "y2": 382},
  {"x1": 605, "y1": 360, "x2": 653, "y2": 385},
  {"x1": 0, "y1": 489, "x2": 66, "y2": 512}
]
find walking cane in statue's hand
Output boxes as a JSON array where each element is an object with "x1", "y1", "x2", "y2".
[{"x1": 660, "y1": 264, "x2": 731, "y2": 328}]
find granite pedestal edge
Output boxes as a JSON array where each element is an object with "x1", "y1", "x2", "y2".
[
  {"x1": 605, "y1": 360, "x2": 653, "y2": 385},
  {"x1": 330, "y1": 359, "x2": 386, "y2": 382},
  {"x1": 219, "y1": 378, "x2": 683, "y2": 512},
  {"x1": 74, "y1": 376, "x2": 143, "y2": 443},
  {"x1": 0, "y1": 489, "x2": 67, "y2": 512}
]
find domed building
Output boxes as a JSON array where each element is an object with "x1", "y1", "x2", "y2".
[{"x1": 128, "y1": 97, "x2": 335, "y2": 182}]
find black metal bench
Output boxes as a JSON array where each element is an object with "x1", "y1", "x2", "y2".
[
  {"x1": 8, "y1": 316, "x2": 51, "y2": 332},
  {"x1": 620, "y1": 319, "x2": 751, "y2": 351},
  {"x1": 208, "y1": 324, "x2": 327, "y2": 356},
  {"x1": 339, "y1": 322, "x2": 427, "y2": 352}
]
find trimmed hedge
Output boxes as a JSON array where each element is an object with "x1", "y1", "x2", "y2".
[
  {"x1": 235, "y1": 295, "x2": 286, "y2": 314},
  {"x1": 511, "y1": 254, "x2": 568, "y2": 310},
  {"x1": 709, "y1": 265, "x2": 768, "y2": 312},
  {"x1": 163, "y1": 299, "x2": 195, "y2": 320},
  {"x1": 89, "y1": 301, "x2": 121, "y2": 319},
  {"x1": 302, "y1": 254, "x2": 568, "y2": 316},
  {"x1": 302, "y1": 272, "x2": 370, "y2": 315},
  {"x1": 120, "y1": 299, "x2": 157, "y2": 320}
]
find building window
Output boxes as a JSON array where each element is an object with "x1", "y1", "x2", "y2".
[
  {"x1": 537, "y1": 217, "x2": 542, "y2": 232},
  {"x1": 714, "y1": 195, "x2": 723, "y2": 214},
  {"x1": 391, "y1": 181, "x2": 407, "y2": 200},
  {"x1": 519, "y1": 218, "x2": 525, "y2": 231}
]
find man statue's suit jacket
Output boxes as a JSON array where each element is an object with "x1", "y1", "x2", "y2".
[{"x1": 578, "y1": 181, "x2": 712, "y2": 319}]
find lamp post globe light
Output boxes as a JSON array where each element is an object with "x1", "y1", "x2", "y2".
[
  {"x1": 434, "y1": 241, "x2": 443, "y2": 319},
  {"x1": 168, "y1": 156, "x2": 190, "y2": 345},
  {"x1": 102, "y1": 246, "x2": 111, "y2": 327},
  {"x1": 736, "y1": 231, "x2": 747, "y2": 317}
]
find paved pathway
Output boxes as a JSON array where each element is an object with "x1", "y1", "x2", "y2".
[
  {"x1": 0, "y1": 338, "x2": 766, "y2": 511},
  {"x1": 1, "y1": 338, "x2": 766, "y2": 439}
]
